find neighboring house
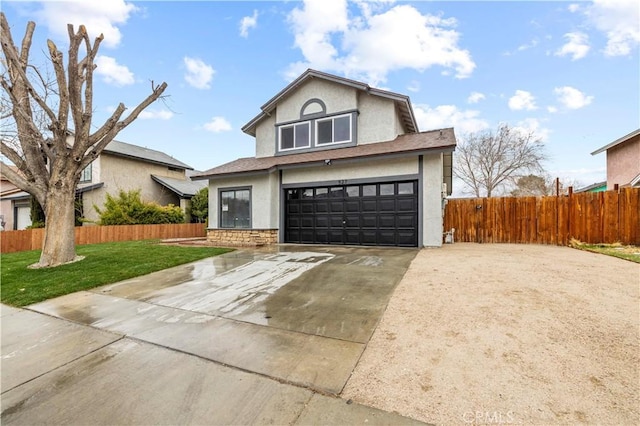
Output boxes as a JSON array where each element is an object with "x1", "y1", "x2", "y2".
[
  {"x1": 591, "y1": 128, "x2": 640, "y2": 190},
  {"x1": 575, "y1": 181, "x2": 607, "y2": 193},
  {"x1": 0, "y1": 139, "x2": 205, "y2": 229},
  {"x1": 192, "y1": 69, "x2": 456, "y2": 247},
  {"x1": 0, "y1": 166, "x2": 26, "y2": 230}
]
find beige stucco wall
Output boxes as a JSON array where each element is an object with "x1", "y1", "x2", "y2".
[
  {"x1": 276, "y1": 79, "x2": 358, "y2": 123},
  {"x1": 281, "y1": 157, "x2": 418, "y2": 185},
  {"x1": 208, "y1": 171, "x2": 279, "y2": 230},
  {"x1": 255, "y1": 114, "x2": 276, "y2": 158},
  {"x1": 356, "y1": 93, "x2": 404, "y2": 144},
  {"x1": 606, "y1": 135, "x2": 640, "y2": 189},
  {"x1": 254, "y1": 79, "x2": 405, "y2": 157},
  {"x1": 422, "y1": 153, "x2": 445, "y2": 247},
  {"x1": 81, "y1": 154, "x2": 184, "y2": 223}
]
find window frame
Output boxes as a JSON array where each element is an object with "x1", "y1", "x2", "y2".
[
  {"x1": 219, "y1": 187, "x2": 252, "y2": 229},
  {"x1": 278, "y1": 121, "x2": 311, "y2": 151},
  {"x1": 79, "y1": 163, "x2": 92, "y2": 183},
  {"x1": 315, "y1": 113, "x2": 353, "y2": 146}
]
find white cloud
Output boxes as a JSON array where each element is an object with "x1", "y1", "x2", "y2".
[
  {"x1": 407, "y1": 81, "x2": 420, "y2": 92},
  {"x1": 547, "y1": 106, "x2": 558, "y2": 113},
  {"x1": 568, "y1": 4, "x2": 581, "y2": 13},
  {"x1": 183, "y1": 57, "x2": 215, "y2": 90},
  {"x1": 413, "y1": 104, "x2": 489, "y2": 134},
  {"x1": 239, "y1": 10, "x2": 259, "y2": 38},
  {"x1": 584, "y1": 0, "x2": 640, "y2": 56},
  {"x1": 95, "y1": 55, "x2": 134, "y2": 86},
  {"x1": 554, "y1": 86, "x2": 594, "y2": 109},
  {"x1": 508, "y1": 90, "x2": 537, "y2": 111},
  {"x1": 204, "y1": 116, "x2": 232, "y2": 133},
  {"x1": 34, "y1": 0, "x2": 138, "y2": 48},
  {"x1": 467, "y1": 92, "x2": 485, "y2": 104},
  {"x1": 286, "y1": 0, "x2": 475, "y2": 85},
  {"x1": 512, "y1": 118, "x2": 550, "y2": 142},
  {"x1": 555, "y1": 32, "x2": 590, "y2": 60},
  {"x1": 139, "y1": 109, "x2": 174, "y2": 120}
]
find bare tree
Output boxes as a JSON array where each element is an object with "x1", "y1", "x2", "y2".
[
  {"x1": 0, "y1": 13, "x2": 167, "y2": 267},
  {"x1": 454, "y1": 124, "x2": 547, "y2": 197}
]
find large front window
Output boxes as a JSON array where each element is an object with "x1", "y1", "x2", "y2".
[
  {"x1": 317, "y1": 114, "x2": 351, "y2": 145},
  {"x1": 280, "y1": 122, "x2": 310, "y2": 150},
  {"x1": 220, "y1": 188, "x2": 251, "y2": 228}
]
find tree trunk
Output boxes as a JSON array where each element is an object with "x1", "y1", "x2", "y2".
[{"x1": 36, "y1": 187, "x2": 78, "y2": 267}]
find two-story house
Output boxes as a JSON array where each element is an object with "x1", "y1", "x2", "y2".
[
  {"x1": 591, "y1": 128, "x2": 640, "y2": 190},
  {"x1": 193, "y1": 69, "x2": 456, "y2": 247},
  {"x1": 0, "y1": 139, "x2": 205, "y2": 229}
]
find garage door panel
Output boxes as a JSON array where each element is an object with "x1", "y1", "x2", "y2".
[
  {"x1": 397, "y1": 198, "x2": 416, "y2": 211},
  {"x1": 361, "y1": 214, "x2": 377, "y2": 228},
  {"x1": 379, "y1": 214, "x2": 395, "y2": 228},
  {"x1": 285, "y1": 180, "x2": 418, "y2": 247},
  {"x1": 378, "y1": 199, "x2": 396, "y2": 212},
  {"x1": 397, "y1": 214, "x2": 416, "y2": 228}
]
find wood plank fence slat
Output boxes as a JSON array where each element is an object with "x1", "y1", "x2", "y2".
[
  {"x1": 1, "y1": 223, "x2": 207, "y2": 254},
  {"x1": 444, "y1": 187, "x2": 639, "y2": 246}
]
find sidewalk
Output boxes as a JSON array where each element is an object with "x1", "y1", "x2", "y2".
[{"x1": 1, "y1": 304, "x2": 426, "y2": 425}]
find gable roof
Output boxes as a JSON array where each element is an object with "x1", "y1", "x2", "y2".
[
  {"x1": 241, "y1": 69, "x2": 418, "y2": 136},
  {"x1": 151, "y1": 175, "x2": 207, "y2": 198},
  {"x1": 192, "y1": 127, "x2": 455, "y2": 180},
  {"x1": 591, "y1": 128, "x2": 640, "y2": 155},
  {"x1": 104, "y1": 140, "x2": 193, "y2": 170}
]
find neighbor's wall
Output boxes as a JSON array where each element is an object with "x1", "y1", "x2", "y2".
[
  {"x1": 82, "y1": 154, "x2": 184, "y2": 223},
  {"x1": 422, "y1": 153, "x2": 445, "y2": 247},
  {"x1": 607, "y1": 135, "x2": 640, "y2": 189}
]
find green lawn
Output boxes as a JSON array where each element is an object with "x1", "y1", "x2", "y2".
[
  {"x1": 1, "y1": 240, "x2": 233, "y2": 307},
  {"x1": 570, "y1": 240, "x2": 640, "y2": 263}
]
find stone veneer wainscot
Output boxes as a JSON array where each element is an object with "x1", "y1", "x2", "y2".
[{"x1": 206, "y1": 229, "x2": 278, "y2": 247}]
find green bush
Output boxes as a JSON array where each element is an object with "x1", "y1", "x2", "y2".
[
  {"x1": 188, "y1": 187, "x2": 208, "y2": 223},
  {"x1": 95, "y1": 190, "x2": 185, "y2": 225}
]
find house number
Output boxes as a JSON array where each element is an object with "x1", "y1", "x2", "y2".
[{"x1": 338, "y1": 180, "x2": 348, "y2": 185}]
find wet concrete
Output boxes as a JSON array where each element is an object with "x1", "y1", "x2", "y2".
[
  {"x1": 27, "y1": 246, "x2": 417, "y2": 394},
  {"x1": 3, "y1": 245, "x2": 423, "y2": 424}
]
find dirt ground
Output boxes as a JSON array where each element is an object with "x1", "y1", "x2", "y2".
[{"x1": 342, "y1": 243, "x2": 639, "y2": 425}]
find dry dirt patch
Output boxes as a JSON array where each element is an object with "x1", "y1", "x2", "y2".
[{"x1": 342, "y1": 243, "x2": 639, "y2": 425}]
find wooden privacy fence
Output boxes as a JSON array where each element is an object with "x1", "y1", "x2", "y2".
[
  {"x1": 1, "y1": 223, "x2": 206, "y2": 254},
  {"x1": 444, "y1": 187, "x2": 639, "y2": 246}
]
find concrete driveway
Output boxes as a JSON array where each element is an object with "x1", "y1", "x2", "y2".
[{"x1": 1, "y1": 245, "x2": 423, "y2": 425}]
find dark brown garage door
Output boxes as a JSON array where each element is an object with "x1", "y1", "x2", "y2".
[{"x1": 285, "y1": 181, "x2": 418, "y2": 247}]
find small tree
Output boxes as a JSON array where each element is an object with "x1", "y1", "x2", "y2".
[
  {"x1": 0, "y1": 14, "x2": 167, "y2": 267},
  {"x1": 510, "y1": 174, "x2": 550, "y2": 197},
  {"x1": 188, "y1": 187, "x2": 208, "y2": 223},
  {"x1": 454, "y1": 124, "x2": 547, "y2": 197}
]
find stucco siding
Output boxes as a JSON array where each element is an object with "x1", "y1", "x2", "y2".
[
  {"x1": 82, "y1": 154, "x2": 184, "y2": 223},
  {"x1": 208, "y1": 171, "x2": 279, "y2": 230},
  {"x1": 422, "y1": 153, "x2": 445, "y2": 247},
  {"x1": 607, "y1": 135, "x2": 640, "y2": 189},
  {"x1": 276, "y1": 79, "x2": 358, "y2": 123},
  {"x1": 255, "y1": 114, "x2": 276, "y2": 158},
  {"x1": 356, "y1": 93, "x2": 400, "y2": 145},
  {"x1": 281, "y1": 157, "x2": 419, "y2": 185}
]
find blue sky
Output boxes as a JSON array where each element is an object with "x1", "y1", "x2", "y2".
[{"x1": 3, "y1": 0, "x2": 639, "y2": 194}]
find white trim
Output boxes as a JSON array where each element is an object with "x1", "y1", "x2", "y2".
[
  {"x1": 315, "y1": 113, "x2": 353, "y2": 146},
  {"x1": 278, "y1": 121, "x2": 311, "y2": 151}
]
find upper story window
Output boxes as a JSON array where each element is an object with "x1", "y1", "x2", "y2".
[
  {"x1": 317, "y1": 114, "x2": 352, "y2": 145},
  {"x1": 280, "y1": 122, "x2": 311, "y2": 151},
  {"x1": 276, "y1": 98, "x2": 357, "y2": 155},
  {"x1": 79, "y1": 163, "x2": 92, "y2": 183}
]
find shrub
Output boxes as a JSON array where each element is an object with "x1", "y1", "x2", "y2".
[
  {"x1": 188, "y1": 187, "x2": 208, "y2": 223},
  {"x1": 95, "y1": 190, "x2": 185, "y2": 225}
]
